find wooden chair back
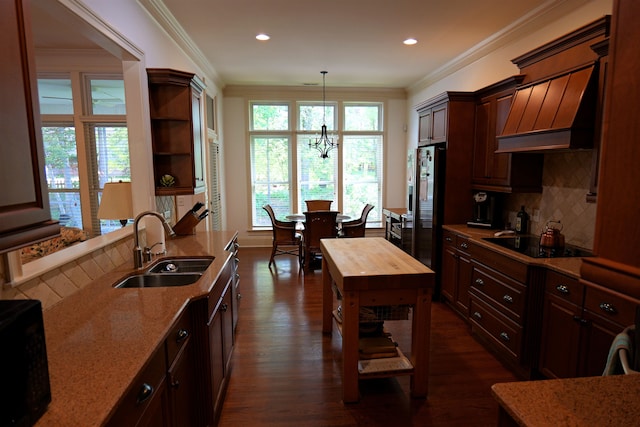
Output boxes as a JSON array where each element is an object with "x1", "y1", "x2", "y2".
[
  {"x1": 341, "y1": 204, "x2": 374, "y2": 238},
  {"x1": 305, "y1": 199, "x2": 333, "y2": 211},
  {"x1": 263, "y1": 204, "x2": 302, "y2": 267},
  {"x1": 302, "y1": 211, "x2": 338, "y2": 270}
]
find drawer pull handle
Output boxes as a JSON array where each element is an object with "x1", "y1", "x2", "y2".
[
  {"x1": 473, "y1": 311, "x2": 482, "y2": 320},
  {"x1": 459, "y1": 242, "x2": 469, "y2": 249},
  {"x1": 599, "y1": 302, "x2": 617, "y2": 314},
  {"x1": 237, "y1": 293, "x2": 242, "y2": 300},
  {"x1": 556, "y1": 284, "x2": 570, "y2": 294},
  {"x1": 137, "y1": 383, "x2": 154, "y2": 404},
  {"x1": 499, "y1": 332, "x2": 510, "y2": 342},
  {"x1": 176, "y1": 328, "x2": 189, "y2": 343},
  {"x1": 475, "y1": 278, "x2": 485, "y2": 286},
  {"x1": 445, "y1": 237, "x2": 453, "y2": 242},
  {"x1": 503, "y1": 294, "x2": 514, "y2": 304}
]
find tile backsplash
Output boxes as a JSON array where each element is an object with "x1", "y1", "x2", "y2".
[{"x1": 504, "y1": 150, "x2": 597, "y2": 250}]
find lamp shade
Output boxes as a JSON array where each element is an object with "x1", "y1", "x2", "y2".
[{"x1": 97, "y1": 181, "x2": 133, "y2": 221}]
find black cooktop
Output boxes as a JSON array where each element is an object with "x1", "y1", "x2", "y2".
[{"x1": 482, "y1": 236, "x2": 592, "y2": 258}]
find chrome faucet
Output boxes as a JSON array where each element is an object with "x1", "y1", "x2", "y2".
[{"x1": 133, "y1": 211, "x2": 176, "y2": 269}]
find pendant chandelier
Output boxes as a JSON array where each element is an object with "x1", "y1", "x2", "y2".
[{"x1": 310, "y1": 71, "x2": 338, "y2": 158}]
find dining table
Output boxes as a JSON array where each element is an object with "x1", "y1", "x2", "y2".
[{"x1": 285, "y1": 213, "x2": 351, "y2": 222}]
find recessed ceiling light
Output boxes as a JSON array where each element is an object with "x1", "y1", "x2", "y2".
[
  {"x1": 256, "y1": 34, "x2": 270, "y2": 41},
  {"x1": 403, "y1": 38, "x2": 418, "y2": 45}
]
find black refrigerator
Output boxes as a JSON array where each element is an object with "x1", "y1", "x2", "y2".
[{"x1": 411, "y1": 144, "x2": 445, "y2": 292}]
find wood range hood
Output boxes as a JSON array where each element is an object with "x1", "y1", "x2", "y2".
[{"x1": 496, "y1": 63, "x2": 598, "y2": 153}]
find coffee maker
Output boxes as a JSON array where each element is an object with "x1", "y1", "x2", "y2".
[{"x1": 467, "y1": 191, "x2": 501, "y2": 229}]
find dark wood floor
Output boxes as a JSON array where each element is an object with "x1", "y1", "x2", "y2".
[{"x1": 218, "y1": 247, "x2": 517, "y2": 426}]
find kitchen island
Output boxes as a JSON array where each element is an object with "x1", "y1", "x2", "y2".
[
  {"x1": 492, "y1": 374, "x2": 640, "y2": 426},
  {"x1": 35, "y1": 230, "x2": 238, "y2": 426},
  {"x1": 321, "y1": 237, "x2": 435, "y2": 403}
]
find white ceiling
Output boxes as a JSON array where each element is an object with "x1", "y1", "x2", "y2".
[{"x1": 31, "y1": 0, "x2": 585, "y2": 89}]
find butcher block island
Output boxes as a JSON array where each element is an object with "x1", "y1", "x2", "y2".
[{"x1": 321, "y1": 237, "x2": 435, "y2": 403}]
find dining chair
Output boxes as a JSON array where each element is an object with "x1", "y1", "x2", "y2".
[
  {"x1": 263, "y1": 204, "x2": 302, "y2": 268},
  {"x1": 302, "y1": 210, "x2": 338, "y2": 272},
  {"x1": 304, "y1": 199, "x2": 333, "y2": 211},
  {"x1": 340, "y1": 204, "x2": 374, "y2": 238}
]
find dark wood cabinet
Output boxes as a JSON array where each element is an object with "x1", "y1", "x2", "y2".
[
  {"x1": 441, "y1": 229, "x2": 472, "y2": 317},
  {"x1": 468, "y1": 242, "x2": 544, "y2": 378},
  {"x1": 418, "y1": 100, "x2": 448, "y2": 145},
  {"x1": 472, "y1": 76, "x2": 543, "y2": 193},
  {"x1": 228, "y1": 236, "x2": 241, "y2": 332},
  {"x1": 539, "y1": 270, "x2": 639, "y2": 379},
  {"x1": 0, "y1": 0, "x2": 59, "y2": 253},
  {"x1": 147, "y1": 69, "x2": 205, "y2": 196}
]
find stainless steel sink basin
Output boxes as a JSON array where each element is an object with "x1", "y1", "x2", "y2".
[
  {"x1": 146, "y1": 257, "x2": 214, "y2": 274},
  {"x1": 114, "y1": 272, "x2": 203, "y2": 289}
]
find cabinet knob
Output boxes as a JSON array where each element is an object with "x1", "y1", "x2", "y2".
[
  {"x1": 221, "y1": 303, "x2": 228, "y2": 312},
  {"x1": 234, "y1": 257, "x2": 240, "y2": 264},
  {"x1": 556, "y1": 284, "x2": 570, "y2": 294},
  {"x1": 502, "y1": 294, "x2": 514, "y2": 304},
  {"x1": 459, "y1": 242, "x2": 468, "y2": 249},
  {"x1": 474, "y1": 278, "x2": 484, "y2": 286},
  {"x1": 499, "y1": 332, "x2": 510, "y2": 342},
  {"x1": 473, "y1": 311, "x2": 482, "y2": 320},
  {"x1": 176, "y1": 328, "x2": 189, "y2": 343},
  {"x1": 599, "y1": 302, "x2": 617, "y2": 314},
  {"x1": 137, "y1": 383, "x2": 154, "y2": 404},
  {"x1": 171, "y1": 379, "x2": 180, "y2": 389},
  {"x1": 234, "y1": 242, "x2": 240, "y2": 250},
  {"x1": 237, "y1": 293, "x2": 242, "y2": 300}
]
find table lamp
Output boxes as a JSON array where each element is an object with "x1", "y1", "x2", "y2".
[{"x1": 97, "y1": 181, "x2": 133, "y2": 227}]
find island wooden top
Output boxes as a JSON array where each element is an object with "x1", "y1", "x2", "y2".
[{"x1": 320, "y1": 237, "x2": 434, "y2": 291}]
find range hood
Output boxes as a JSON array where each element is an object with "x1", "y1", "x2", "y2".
[{"x1": 496, "y1": 64, "x2": 598, "y2": 153}]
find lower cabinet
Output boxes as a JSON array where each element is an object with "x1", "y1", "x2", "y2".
[
  {"x1": 467, "y1": 242, "x2": 543, "y2": 378},
  {"x1": 441, "y1": 229, "x2": 472, "y2": 317},
  {"x1": 539, "y1": 270, "x2": 640, "y2": 378},
  {"x1": 107, "y1": 249, "x2": 239, "y2": 427}
]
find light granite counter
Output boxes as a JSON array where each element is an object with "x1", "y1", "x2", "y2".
[
  {"x1": 443, "y1": 224, "x2": 585, "y2": 278},
  {"x1": 492, "y1": 374, "x2": 640, "y2": 426},
  {"x1": 36, "y1": 230, "x2": 238, "y2": 426}
]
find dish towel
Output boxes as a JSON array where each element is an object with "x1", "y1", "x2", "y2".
[{"x1": 603, "y1": 326, "x2": 637, "y2": 375}]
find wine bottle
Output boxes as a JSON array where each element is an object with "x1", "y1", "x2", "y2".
[{"x1": 515, "y1": 206, "x2": 529, "y2": 234}]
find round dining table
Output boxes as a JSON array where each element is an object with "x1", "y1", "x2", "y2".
[{"x1": 286, "y1": 213, "x2": 351, "y2": 222}]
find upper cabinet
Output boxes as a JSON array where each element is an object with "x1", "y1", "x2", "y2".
[
  {"x1": 147, "y1": 69, "x2": 206, "y2": 195},
  {"x1": 0, "y1": 0, "x2": 59, "y2": 254},
  {"x1": 418, "y1": 99, "x2": 448, "y2": 146},
  {"x1": 472, "y1": 76, "x2": 544, "y2": 193}
]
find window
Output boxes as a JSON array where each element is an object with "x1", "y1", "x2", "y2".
[
  {"x1": 38, "y1": 75, "x2": 129, "y2": 236},
  {"x1": 249, "y1": 100, "x2": 383, "y2": 228}
]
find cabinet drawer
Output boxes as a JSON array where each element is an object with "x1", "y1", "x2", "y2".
[
  {"x1": 166, "y1": 309, "x2": 193, "y2": 364},
  {"x1": 545, "y1": 270, "x2": 583, "y2": 306},
  {"x1": 470, "y1": 296, "x2": 523, "y2": 360},
  {"x1": 106, "y1": 346, "x2": 167, "y2": 426},
  {"x1": 471, "y1": 265, "x2": 526, "y2": 323},
  {"x1": 457, "y1": 235, "x2": 471, "y2": 253},
  {"x1": 584, "y1": 285, "x2": 639, "y2": 328},
  {"x1": 443, "y1": 230, "x2": 457, "y2": 247}
]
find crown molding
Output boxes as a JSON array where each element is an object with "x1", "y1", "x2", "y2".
[
  {"x1": 408, "y1": 0, "x2": 592, "y2": 93},
  {"x1": 138, "y1": 0, "x2": 222, "y2": 89}
]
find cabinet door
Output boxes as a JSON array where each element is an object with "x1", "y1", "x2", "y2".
[
  {"x1": 418, "y1": 110, "x2": 432, "y2": 144},
  {"x1": 455, "y1": 254, "x2": 472, "y2": 315},
  {"x1": 489, "y1": 94, "x2": 514, "y2": 184},
  {"x1": 208, "y1": 308, "x2": 224, "y2": 418},
  {"x1": 538, "y1": 294, "x2": 582, "y2": 378},
  {"x1": 441, "y1": 244, "x2": 457, "y2": 303},
  {"x1": 221, "y1": 285, "x2": 234, "y2": 373},
  {"x1": 138, "y1": 380, "x2": 171, "y2": 427},
  {"x1": 192, "y1": 90, "x2": 205, "y2": 191},
  {"x1": 168, "y1": 341, "x2": 199, "y2": 427},
  {"x1": 430, "y1": 102, "x2": 448, "y2": 143},
  {"x1": 0, "y1": 0, "x2": 58, "y2": 252},
  {"x1": 472, "y1": 100, "x2": 491, "y2": 180},
  {"x1": 580, "y1": 312, "x2": 621, "y2": 377}
]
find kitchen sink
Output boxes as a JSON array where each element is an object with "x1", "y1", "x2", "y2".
[
  {"x1": 114, "y1": 272, "x2": 203, "y2": 288},
  {"x1": 146, "y1": 257, "x2": 214, "y2": 274}
]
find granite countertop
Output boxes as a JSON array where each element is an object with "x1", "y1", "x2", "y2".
[
  {"x1": 443, "y1": 224, "x2": 585, "y2": 278},
  {"x1": 36, "y1": 230, "x2": 237, "y2": 427},
  {"x1": 492, "y1": 374, "x2": 640, "y2": 426}
]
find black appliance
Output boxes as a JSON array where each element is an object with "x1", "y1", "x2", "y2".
[
  {"x1": 467, "y1": 191, "x2": 501, "y2": 229},
  {"x1": 411, "y1": 145, "x2": 445, "y2": 270},
  {"x1": 0, "y1": 300, "x2": 51, "y2": 427},
  {"x1": 483, "y1": 236, "x2": 593, "y2": 258}
]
